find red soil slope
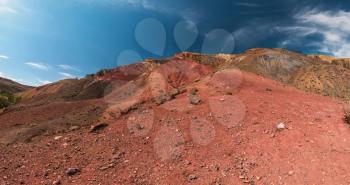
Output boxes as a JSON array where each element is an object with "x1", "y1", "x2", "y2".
[{"x1": 0, "y1": 60, "x2": 349, "y2": 184}]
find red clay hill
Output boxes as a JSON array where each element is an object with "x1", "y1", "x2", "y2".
[{"x1": 1, "y1": 48, "x2": 350, "y2": 185}]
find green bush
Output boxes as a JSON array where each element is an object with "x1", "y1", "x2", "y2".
[
  {"x1": 0, "y1": 92, "x2": 21, "y2": 109},
  {"x1": 0, "y1": 96, "x2": 10, "y2": 109}
]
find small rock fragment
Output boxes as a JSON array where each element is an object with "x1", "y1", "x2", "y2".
[
  {"x1": 276, "y1": 122, "x2": 286, "y2": 130},
  {"x1": 69, "y1": 126, "x2": 80, "y2": 131},
  {"x1": 99, "y1": 166, "x2": 109, "y2": 171},
  {"x1": 169, "y1": 88, "x2": 180, "y2": 98},
  {"x1": 54, "y1": 136, "x2": 63, "y2": 140},
  {"x1": 184, "y1": 160, "x2": 191, "y2": 165},
  {"x1": 188, "y1": 94, "x2": 201, "y2": 105},
  {"x1": 154, "y1": 94, "x2": 171, "y2": 105},
  {"x1": 344, "y1": 113, "x2": 350, "y2": 124},
  {"x1": 188, "y1": 174, "x2": 198, "y2": 181},
  {"x1": 90, "y1": 123, "x2": 109, "y2": 133},
  {"x1": 52, "y1": 176, "x2": 62, "y2": 185},
  {"x1": 288, "y1": 170, "x2": 294, "y2": 176},
  {"x1": 65, "y1": 168, "x2": 80, "y2": 176}
]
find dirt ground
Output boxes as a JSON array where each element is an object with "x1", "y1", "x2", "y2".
[{"x1": 1, "y1": 66, "x2": 349, "y2": 185}]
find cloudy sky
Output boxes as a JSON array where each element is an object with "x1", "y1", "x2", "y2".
[{"x1": 0, "y1": 0, "x2": 349, "y2": 86}]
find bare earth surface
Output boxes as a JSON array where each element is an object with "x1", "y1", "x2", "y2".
[{"x1": 1, "y1": 64, "x2": 349, "y2": 185}]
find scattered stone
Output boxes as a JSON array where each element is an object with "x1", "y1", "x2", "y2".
[
  {"x1": 154, "y1": 94, "x2": 171, "y2": 105},
  {"x1": 112, "y1": 151, "x2": 124, "y2": 160},
  {"x1": 52, "y1": 176, "x2": 62, "y2": 185},
  {"x1": 90, "y1": 123, "x2": 109, "y2": 133},
  {"x1": 344, "y1": 114, "x2": 350, "y2": 124},
  {"x1": 188, "y1": 174, "x2": 198, "y2": 181},
  {"x1": 276, "y1": 122, "x2": 286, "y2": 130},
  {"x1": 188, "y1": 94, "x2": 201, "y2": 105},
  {"x1": 65, "y1": 168, "x2": 80, "y2": 176},
  {"x1": 99, "y1": 166, "x2": 109, "y2": 171},
  {"x1": 44, "y1": 170, "x2": 49, "y2": 177},
  {"x1": 69, "y1": 126, "x2": 80, "y2": 131},
  {"x1": 212, "y1": 178, "x2": 223, "y2": 185},
  {"x1": 62, "y1": 143, "x2": 69, "y2": 148},
  {"x1": 288, "y1": 170, "x2": 294, "y2": 176},
  {"x1": 211, "y1": 164, "x2": 220, "y2": 171},
  {"x1": 135, "y1": 123, "x2": 144, "y2": 130},
  {"x1": 184, "y1": 160, "x2": 191, "y2": 165},
  {"x1": 169, "y1": 88, "x2": 180, "y2": 98},
  {"x1": 52, "y1": 180, "x2": 61, "y2": 185},
  {"x1": 54, "y1": 136, "x2": 63, "y2": 140},
  {"x1": 265, "y1": 88, "x2": 272, "y2": 92}
]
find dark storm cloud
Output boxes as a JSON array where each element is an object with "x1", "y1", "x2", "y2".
[
  {"x1": 75, "y1": 0, "x2": 350, "y2": 56},
  {"x1": 178, "y1": 0, "x2": 350, "y2": 56}
]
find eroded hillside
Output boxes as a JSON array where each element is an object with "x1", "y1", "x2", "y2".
[
  {"x1": 177, "y1": 48, "x2": 350, "y2": 101},
  {"x1": 1, "y1": 49, "x2": 350, "y2": 184}
]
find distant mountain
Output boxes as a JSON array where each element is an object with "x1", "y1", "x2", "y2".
[
  {"x1": 0, "y1": 77, "x2": 32, "y2": 93},
  {"x1": 177, "y1": 48, "x2": 350, "y2": 101},
  {"x1": 17, "y1": 48, "x2": 350, "y2": 105}
]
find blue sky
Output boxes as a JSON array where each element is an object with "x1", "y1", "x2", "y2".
[{"x1": 0, "y1": 0, "x2": 350, "y2": 86}]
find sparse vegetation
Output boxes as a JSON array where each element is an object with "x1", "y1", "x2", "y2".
[
  {"x1": 0, "y1": 92, "x2": 21, "y2": 109},
  {"x1": 190, "y1": 88, "x2": 198, "y2": 95},
  {"x1": 96, "y1": 69, "x2": 110, "y2": 77},
  {"x1": 0, "y1": 96, "x2": 10, "y2": 109}
]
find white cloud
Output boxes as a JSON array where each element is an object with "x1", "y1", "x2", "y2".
[
  {"x1": 0, "y1": 6, "x2": 17, "y2": 14},
  {"x1": 234, "y1": 2, "x2": 260, "y2": 7},
  {"x1": 80, "y1": 0, "x2": 156, "y2": 10},
  {"x1": 36, "y1": 78, "x2": 52, "y2": 85},
  {"x1": 298, "y1": 10, "x2": 350, "y2": 32},
  {"x1": 0, "y1": 55, "x2": 9, "y2": 59},
  {"x1": 178, "y1": 9, "x2": 201, "y2": 24},
  {"x1": 0, "y1": 0, "x2": 32, "y2": 15},
  {"x1": 78, "y1": 0, "x2": 201, "y2": 23},
  {"x1": 277, "y1": 9, "x2": 350, "y2": 57},
  {"x1": 233, "y1": 23, "x2": 273, "y2": 49},
  {"x1": 0, "y1": 72, "x2": 6, "y2": 78},
  {"x1": 123, "y1": 0, "x2": 155, "y2": 10},
  {"x1": 59, "y1": 72, "x2": 77, "y2": 79},
  {"x1": 0, "y1": 0, "x2": 18, "y2": 14},
  {"x1": 0, "y1": 71, "x2": 22, "y2": 82},
  {"x1": 25, "y1": 62, "x2": 50, "y2": 71},
  {"x1": 275, "y1": 26, "x2": 318, "y2": 37},
  {"x1": 58, "y1": 64, "x2": 81, "y2": 72}
]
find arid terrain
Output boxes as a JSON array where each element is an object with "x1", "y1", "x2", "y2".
[
  {"x1": 1, "y1": 48, "x2": 350, "y2": 185},
  {"x1": 0, "y1": 77, "x2": 32, "y2": 94}
]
